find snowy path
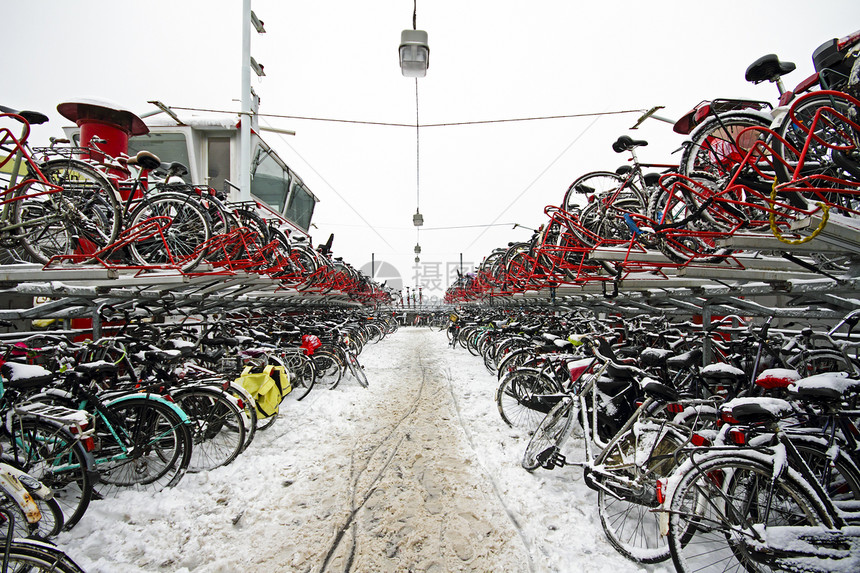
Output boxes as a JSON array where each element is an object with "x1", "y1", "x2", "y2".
[{"x1": 57, "y1": 328, "x2": 663, "y2": 573}]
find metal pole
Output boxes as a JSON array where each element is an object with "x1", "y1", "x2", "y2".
[
  {"x1": 371, "y1": 253, "x2": 375, "y2": 279},
  {"x1": 240, "y1": 0, "x2": 252, "y2": 202}
]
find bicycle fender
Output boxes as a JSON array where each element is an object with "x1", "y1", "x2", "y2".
[
  {"x1": 103, "y1": 393, "x2": 191, "y2": 424},
  {"x1": 0, "y1": 462, "x2": 52, "y2": 501},
  {"x1": 0, "y1": 468, "x2": 42, "y2": 524}
]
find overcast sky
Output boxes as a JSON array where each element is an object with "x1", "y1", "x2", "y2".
[{"x1": 5, "y1": 1, "x2": 859, "y2": 301}]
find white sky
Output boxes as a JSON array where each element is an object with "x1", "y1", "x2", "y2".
[{"x1": 5, "y1": 1, "x2": 860, "y2": 301}]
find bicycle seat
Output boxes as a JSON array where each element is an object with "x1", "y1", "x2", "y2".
[
  {"x1": 666, "y1": 348, "x2": 702, "y2": 370},
  {"x1": 0, "y1": 362, "x2": 53, "y2": 388},
  {"x1": 127, "y1": 151, "x2": 162, "y2": 171},
  {"x1": 745, "y1": 54, "x2": 796, "y2": 84},
  {"x1": 74, "y1": 361, "x2": 119, "y2": 376},
  {"x1": 612, "y1": 135, "x2": 647, "y2": 153},
  {"x1": 0, "y1": 105, "x2": 49, "y2": 125},
  {"x1": 789, "y1": 372, "x2": 860, "y2": 402},
  {"x1": 726, "y1": 397, "x2": 794, "y2": 425},
  {"x1": 641, "y1": 379, "x2": 680, "y2": 403},
  {"x1": 165, "y1": 162, "x2": 189, "y2": 177},
  {"x1": 643, "y1": 172, "x2": 661, "y2": 187}
]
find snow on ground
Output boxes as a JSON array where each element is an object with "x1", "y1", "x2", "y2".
[{"x1": 56, "y1": 327, "x2": 667, "y2": 573}]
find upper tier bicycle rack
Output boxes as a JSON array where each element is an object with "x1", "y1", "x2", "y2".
[
  {"x1": 0, "y1": 262, "x2": 367, "y2": 338},
  {"x1": 3, "y1": 209, "x2": 860, "y2": 334},
  {"x1": 458, "y1": 214, "x2": 860, "y2": 322}
]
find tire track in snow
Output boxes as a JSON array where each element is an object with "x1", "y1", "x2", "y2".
[
  {"x1": 318, "y1": 350, "x2": 429, "y2": 572},
  {"x1": 441, "y1": 366, "x2": 537, "y2": 573}
]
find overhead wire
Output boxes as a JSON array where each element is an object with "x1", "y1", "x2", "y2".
[{"x1": 170, "y1": 106, "x2": 645, "y2": 128}]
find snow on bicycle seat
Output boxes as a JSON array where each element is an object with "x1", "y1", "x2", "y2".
[
  {"x1": 789, "y1": 372, "x2": 860, "y2": 402},
  {"x1": 666, "y1": 348, "x2": 703, "y2": 370},
  {"x1": 0, "y1": 362, "x2": 53, "y2": 388},
  {"x1": 640, "y1": 378, "x2": 680, "y2": 403},
  {"x1": 724, "y1": 397, "x2": 795, "y2": 425},
  {"x1": 74, "y1": 360, "x2": 119, "y2": 375}
]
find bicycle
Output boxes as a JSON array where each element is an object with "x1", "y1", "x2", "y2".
[
  {"x1": 662, "y1": 383, "x2": 860, "y2": 573},
  {"x1": 0, "y1": 110, "x2": 122, "y2": 265}
]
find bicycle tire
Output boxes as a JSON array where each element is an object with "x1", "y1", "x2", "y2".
[
  {"x1": 773, "y1": 91, "x2": 859, "y2": 190},
  {"x1": 93, "y1": 396, "x2": 192, "y2": 496},
  {"x1": 667, "y1": 452, "x2": 833, "y2": 573},
  {"x1": 0, "y1": 493, "x2": 63, "y2": 540},
  {"x1": 576, "y1": 194, "x2": 647, "y2": 248},
  {"x1": 522, "y1": 396, "x2": 578, "y2": 471},
  {"x1": 281, "y1": 352, "x2": 317, "y2": 400},
  {"x1": 0, "y1": 418, "x2": 93, "y2": 532},
  {"x1": 595, "y1": 424, "x2": 688, "y2": 564},
  {"x1": 311, "y1": 349, "x2": 344, "y2": 390},
  {"x1": 495, "y1": 368, "x2": 562, "y2": 431},
  {"x1": 678, "y1": 111, "x2": 773, "y2": 178},
  {"x1": 0, "y1": 538, "x2": 87, "y2": 573},
  {"x1": 646, "y1": 176, "x2": 736, "y2": 264},
  {"x1": 171, "y1": 385, "x2": 246, "y2": 472},
  {"x1": 224, "y1": 381, "x2": 257, "y2": 452},
  {"x1": 126, "y1": 191, "x2": 213, "y2": 271},
  {"x1": 13, "y1": 159, "x2": 122, "y2": 264},
  {"x1": 561, "y1": 171, "x2": 629, "y2": 213},
  {"x1": 787, "y1": 348, "x2": 858, "y2": 377},
  {"x1": 347, "y1": 353, "x2": 369, "y2": 388}
]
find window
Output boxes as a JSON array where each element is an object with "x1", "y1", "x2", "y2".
[
  {"x1": 285, "y1": 181, "x2": 316, "y2": 231},
  {"x1": 207, "y1": 137, "x2": 230, "y2": 193},
  {"x1": 127, "y1": 132, "x2": 191, "y2": 182},
  {"x1": 250, "y1": 145, "x2": 290, "y2": 211}
]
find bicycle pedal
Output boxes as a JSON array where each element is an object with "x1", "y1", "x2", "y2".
[{"x1": 536, "y1": 446, "x2": 566, "y2": 470}]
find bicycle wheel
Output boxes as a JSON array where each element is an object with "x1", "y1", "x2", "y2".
[
  {"x1": 667, "y1": 453, "x2": 832, "y2": 573},
  {"x1": 595, "y1": 424, "x2": 688, "y2": 564},
  {"x1": 171, "y1": 385, "x2": 246, "y2": 472},
  {"x1": 522, "y1": 396, "x2": 578, "y2": 471},
  {"x1": 347, "y1": 352, "x2": 369, "y2": 388},
  {"x1": 13, "y1": 159, "x2": 121, "y2": 264},
  {"x1": 94, "y1": 397, "x2": 192, "y2": 496},
  {"x1": 0, "y1": 493, "x2": 63, "y2": 539},
  {"x1": 679, "y1": 111, "x2": 773, "y2": 178},
  {"x1": 561, "y1": 171, "x2": 628, "y2": 213},
  {"x1": 577, "y1": 194, "x2": 647, "y2": 250},
  {"x1": 495, "y1": 368, "x2": 561, "y2": 432},
  {"x1": 787, "y1": 349, "x2": 857, "y2": 376},
  {"x1": 646, "y1": 176, "x2": 736, "y2": 264},
  {"x1": 311, "y1": 350, "x2": 344, "y2": 390},
  {"x1": 0, "y1": 418, "x2": 93, "y2": 532},
  {"x1": 0, "y1": 538, "x2": 86, "y2": 573},
  {"x1": 224, "y1": 381, "x2": 257, "y2": 452},
  {"x1": 126, "y1": 191, "x2": 212, "y2": 271},
  {"x1": 773, "y1": 91, "x2": 860, "y2": 192},
  {"x1": 283, "y1": 352, "x2": 317, "y2": 400}
]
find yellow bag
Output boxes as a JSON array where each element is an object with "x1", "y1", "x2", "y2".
[{"x1": 235, "y1": 365, "x2": 290, "y2": 418}]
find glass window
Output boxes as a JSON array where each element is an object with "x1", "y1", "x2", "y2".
[
  {"x1": 127, "y1": 132, "x2": 191, "y2": 182},
  {"x1": 250, "y1": 145, "x2": 291, "y2": 211},
  {"x1": 285, "y1": 181, "x2": 316, "y2": 231},
  {"x1": 207, "y1": 137, "x2": 230, "y2": 193}
]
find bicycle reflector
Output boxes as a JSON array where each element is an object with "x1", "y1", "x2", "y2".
[
  {"x1": 728, "y1": 428, "x2": 747, "y2": 445},
  {"x1": 70, "y1": 423, "x2": 96, "y2": 452},
  {"x1": 666, "y1": 403, "x2": 685, "y2": 414},
  {"x1": 656, "y1": 478, "x2": 668, "y2": 505}
]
